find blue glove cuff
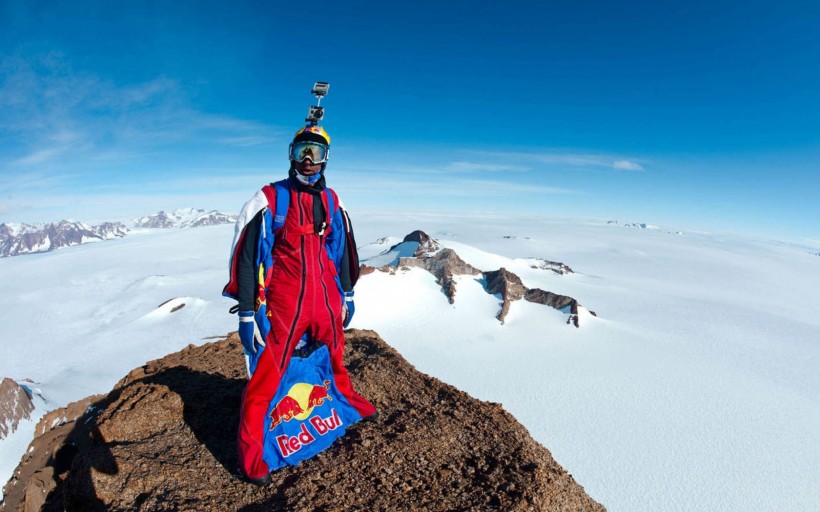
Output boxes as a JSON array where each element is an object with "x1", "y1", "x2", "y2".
[{"x1": 239, "y1": 310, "x2": 254, "y2": 319}]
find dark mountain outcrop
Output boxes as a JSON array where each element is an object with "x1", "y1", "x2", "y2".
[
  {"x1": 484, "y1": 268, "x2": 597, "y2": 325},
  {"x1": 368, "y1": 231, "x2": 596, "y2": 326},
  {"x1": 399, "y1": 249, "x2": 481, "y2": 304},
  {"x1": 484, "y1": 268, "x2": 528, "y2": 323},
  {"x1": 528, "y1": 258, "x2": 574, "y2": 275},
  {"x1": 2, "y1": 330, "x2": 605, "y2": 512},
  {"x1": 0, "y1": 378, "x2": 34, "y2": 440},
  {"x1": 389, "y1": 230, "x2": 441, "y2": 257}
]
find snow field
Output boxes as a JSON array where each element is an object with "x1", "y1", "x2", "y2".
[
  {"x1": 0, "y1": 213, "x2": 818, "y2": 510},
  {"x1": 352, "y1": 214, "x2": 820, "y2": 512}
]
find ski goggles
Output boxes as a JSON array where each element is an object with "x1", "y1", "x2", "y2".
[{"x1": 289, "y1": 141, "x2": 330, "y2": 164}]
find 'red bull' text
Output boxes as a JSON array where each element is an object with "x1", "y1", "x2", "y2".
[{"x1": 276, "y1": 409, "x2": 343, "y2": 457}]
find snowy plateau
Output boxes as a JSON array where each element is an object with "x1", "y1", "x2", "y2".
[{"x1": 0, "y1": 213, "x2": 818, "y2": 512}]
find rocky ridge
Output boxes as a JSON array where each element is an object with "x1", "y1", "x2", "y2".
[
  {"x1": 363, "y1": 231, "x2": 596, "y2": 326},
  {"x1": 1, "y1": 330, "x2": 605, "y2": 511},
  {"x1": 399, "y1": 249, "x2": 481, "y2": 304},
  {"x1": 485, "y1": 268, "x2": 596, "y2": 326},
  {"x1": 0, "y1": 379, "x2": 34, "y2": 440},
  {"x1": 0, "y1": 221, "x2": 128, "y2": 257}
]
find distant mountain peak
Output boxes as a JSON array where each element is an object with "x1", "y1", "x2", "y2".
[
  {"x1": 0, "y1": 221, "x2": 128, "y2": 257},
  {"x1": 607, "y1": 219, "x2": 685, "y2": 235},
  {"x1": 363, "y1": 231, "x2": 596, "y2": 327},
  {"x1": 386, "y1": 229, "x2": 441, "y2": 259},
  {"x1": 607, "y1": 219, "x2": 658, "y2": 230},
  {"x1": 134, "y1": 208, "x2": 237, "y2": 229}
]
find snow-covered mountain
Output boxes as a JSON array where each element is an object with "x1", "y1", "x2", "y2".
[
  {"x1": 0, "y1": 217, "x2": 818, "y2": 511},
  {"x1": 607, "y1": 219, "x2": 660, "y2": 230},
  {"x1": 607, "y1": 219, "x2": 686, "y2": 235},
  {"x1": 0, "y1": 221, "x2": 128, "y2": 257},
  {"x1": 0, "y1": 207, "x2": 235, "y2": 258},
  {"x1": 361, "y1": 230, "x2": 595, "y2": 326},
  {"x1": 133, "y1": 208, "x2": 237, "y2": 229}
]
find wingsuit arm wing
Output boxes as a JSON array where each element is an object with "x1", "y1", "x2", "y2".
[
  {"x1": 236, "y1": 212, "x2": 263, "y2": 311},
  {"x1": 326, "y1": 193, "x2": 359, "y2": 293},
  {"x1": 223, "y1": 190, "x2": 268, "y2": 308}
]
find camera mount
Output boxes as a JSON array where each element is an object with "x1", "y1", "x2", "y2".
[{"x1": 306, "y1": 82, "x2": 330, "y2": 126}]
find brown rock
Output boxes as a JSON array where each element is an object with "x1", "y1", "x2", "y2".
[
  {"x1": 0, "y1": 378, "x2": 35, "y2": 440},
  {"x1": 524, "y1": 289, "x2": 575, "y2": 311},
  {"x1": 2, "y1": 330, "x2": 605, "y2": 512},
  {"x1": 529, "y1": 258, "x2": 575, "y2": 275},
  {"x1": 400, "y1": 230, "x2": 441, "y2": 257},
  {"x1": 400, "y1": 249, "x2": 481, "y2": 304},
  {"x1": 1, "y1": 392, "x2": 102, "y2": 512},
  {"x1": 483, "y1": 268, "x2": 597, "y2": 327},
  {"x1": 484, "y1": 268, "x2": 527, "y2": 323}
]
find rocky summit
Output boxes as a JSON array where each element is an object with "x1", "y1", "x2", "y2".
[{"x1": 2, "y1": 330, "x2": 605, "y2": 512}]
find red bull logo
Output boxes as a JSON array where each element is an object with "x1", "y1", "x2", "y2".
[
  {"x1": 307, "y1": 380, "x2": 332, "y2": 408},
  {"x1": 276, "y1": 409, "x2": 343, "y2": 457},
  {"x1": 269, "y1": 380, "x2": 333, "y2": 430},
  {"x1": 269, "y1": 395, "x2": 304, "y2": 428}
]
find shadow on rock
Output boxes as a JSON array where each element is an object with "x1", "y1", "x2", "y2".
[
  {"x1": 140, "y1": 366, "x2": 245, "y2": 472},
  {"x1": 39, "y1": 366, "x2": 245, "y2": 510}
]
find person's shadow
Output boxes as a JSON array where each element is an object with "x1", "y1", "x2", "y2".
[
  {"x1": 42, "y1": 366, "x2": 245, "y2": 510},
  {"x1": 142, "y1": 367, "x2": 245, "y2": 471}
]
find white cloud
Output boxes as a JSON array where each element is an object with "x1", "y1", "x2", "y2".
[
  {"x1": 336, "y1": 165, "x2": 576, "y2": 198},
  {"x1": 12, "y1": 148, "x2": 61, "y2": 166},
  {"x1": 0, "y1": 169, "x2": 79, "y2": 189},
  {"x1": 613, "y1": 160, "x2": 644, "y2": 171},
  {"x1": 218, "y1": 135, "x2": 277, "y2": 147},
  {"x1": 0, "y1": 54, "x2": 282, "y2": 170},
  {"x1": 446, "y1": 161, "x2": 524, "y2": 172},
  {"x1": 470, "y1": 150, "x2": 647, "y2": 172}
]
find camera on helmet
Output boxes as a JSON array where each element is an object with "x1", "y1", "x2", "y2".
[
  {"x1": 306, "y1": 105, "x2": 324, "y2": 123},
  {"x1": 304, "y1": 82, "x2": 329, "y2": 126},
  {"x1": 312, "y1": 82, "x2": 329, "y2": 98}
]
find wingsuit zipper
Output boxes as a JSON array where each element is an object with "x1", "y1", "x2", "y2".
[
  {"x1": 280, "y1": 189, "x2": 308, "y2": 370},
  {"x1": 317, "y1": 223, "x2": 339, "y2": 350}
]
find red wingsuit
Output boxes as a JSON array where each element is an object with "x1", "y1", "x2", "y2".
[{"x1": 225, "y1": 176, "x2": 376, "y2": 480}]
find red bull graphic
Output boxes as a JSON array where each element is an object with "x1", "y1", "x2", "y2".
[
  {"x1": 270, "y1": 395, "x2": 304, "y2": 429},
  {"x1": 276, "y1": 409, "x2": 343, "y2": 457},
  {"x1": 307, "y1": 380, "x2": 332, "y2": 408},
  {"x1": 257, "y1": 344, "x2": 367, "y2": 471},
  {"x1": 268, "y1": 380, "x2": 333, "y2": 430}
]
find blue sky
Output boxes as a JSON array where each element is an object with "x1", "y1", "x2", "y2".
[{"x1": 1, "y1": 1, "x2": 818, "y2": 241}]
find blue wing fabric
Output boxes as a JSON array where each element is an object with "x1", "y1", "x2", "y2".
[{"x1": 260, "y1": 342, "x2": 363, "y2": 471}]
